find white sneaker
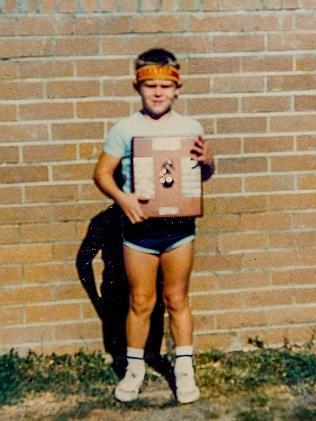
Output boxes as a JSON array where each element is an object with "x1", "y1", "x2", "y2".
[
  {"x1": 114, "y1": 369, "x2": 144, "y2": 402},
  {"x1": 175, "y1": 370, "x2": 200, "y2": 404}
]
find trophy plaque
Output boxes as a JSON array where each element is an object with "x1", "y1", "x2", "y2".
[{"x1": 132, "y1": 136, "x2": 203, "y2": 217}]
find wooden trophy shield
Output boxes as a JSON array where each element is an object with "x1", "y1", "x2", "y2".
[{"x1": 132, "y1": 136, "x2": 203, "y2": 218}]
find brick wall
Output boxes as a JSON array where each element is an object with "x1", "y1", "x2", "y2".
[{"x1": 1, "y1": 0, "x2": 316, "y2": 355}]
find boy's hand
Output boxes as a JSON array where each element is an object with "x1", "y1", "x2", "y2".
[
  {"x1": 117, "y1": 192, "x2": 148, "y2": 224},
  {"x1": 190, "y1": 135, "x2": 215, "y2": 180}
]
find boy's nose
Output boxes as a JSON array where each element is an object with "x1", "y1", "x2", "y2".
[{"x1": 154, "y1": 86, "x2": 163, "y2": 96}]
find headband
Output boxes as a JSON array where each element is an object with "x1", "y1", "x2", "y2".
[{"x1": 135, "y1": 65, "x2": 180, "y2": 83}]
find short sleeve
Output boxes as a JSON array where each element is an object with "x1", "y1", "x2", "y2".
[{"x1": 103, "y1": 124, "x2": 126, "y2": 158}]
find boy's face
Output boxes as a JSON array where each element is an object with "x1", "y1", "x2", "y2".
[{"x1": 137, "y1": 79, "x2": 180, "y2": 119}]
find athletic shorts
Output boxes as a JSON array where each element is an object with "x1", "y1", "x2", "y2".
[{"x1": 122, "y1": 217, "x2": 196, "y2": 255}]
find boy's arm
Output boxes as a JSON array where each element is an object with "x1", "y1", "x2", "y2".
[
  {"x1": 94, "y1": 152, "x2": 148, "y2": 224},
  {"x1": 191, "y1": 135, "x2": 215, "y2": 181}
]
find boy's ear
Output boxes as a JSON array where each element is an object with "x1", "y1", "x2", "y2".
[{"x1": 133, "y1": 81, "x2": 140, "y2": 92}]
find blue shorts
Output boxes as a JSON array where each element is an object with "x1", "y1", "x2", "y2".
[{"x1": 122, "y1": 217, "x2": 196, "y2": 255}]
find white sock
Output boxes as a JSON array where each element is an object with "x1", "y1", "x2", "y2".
[
  {"x1": 175, "y1": 345, "x2": 194, "y2": 373},
  {"x1": 126, "y1": 347, "x2": 145, "y2": 377}
]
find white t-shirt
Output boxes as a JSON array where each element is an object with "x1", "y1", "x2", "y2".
[{"x1": 103, "y1": 110, "x2": 204, "y2": 192}]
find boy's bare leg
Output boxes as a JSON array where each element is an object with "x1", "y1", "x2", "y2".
[
  {"x1": 160, "y1": 241, "x2": 199, "y2": 403},
  {"x1": 123, "y1": 246, "x2": 160, "y2": 349},
  {"x1": 160, "y1": 241, "x2": 194, "y2": 346}
]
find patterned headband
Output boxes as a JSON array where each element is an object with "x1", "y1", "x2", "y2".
[{"x1": 135, "y1": 65, "x2": 180, "y2": 83}]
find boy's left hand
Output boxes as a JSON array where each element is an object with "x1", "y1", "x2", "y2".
[{"x1": 190, "y1": 135, "x2": 215, "y2": 180}]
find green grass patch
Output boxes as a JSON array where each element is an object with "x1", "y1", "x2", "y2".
[{"x1": 0, "y1": 344, "x2": 315, "y2": 420}]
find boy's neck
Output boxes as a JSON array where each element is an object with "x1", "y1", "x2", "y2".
[{"x1": 140, "y1": 107, "x2": 172, "y2": 121}]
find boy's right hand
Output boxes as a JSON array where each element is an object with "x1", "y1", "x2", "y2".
[{"x1": 117, "y1": 192, "x2": 148, "y2": 224}]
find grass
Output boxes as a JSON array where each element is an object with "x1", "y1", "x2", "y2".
[{"x1": 0, "y1": 340, "x2": 315, "y2": 420}]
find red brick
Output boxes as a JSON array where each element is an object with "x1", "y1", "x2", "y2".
[
  {"x1": 47, "y1": 80, "x2": 100, "y2": 98},
  {"x1": 0, "y1": 307, "x2": 23, "y2": 325},
  {"x1": 213, "y1": 76, "x2": 264, "y2": 93},
  {"x1": 217, "y1": 117, "x2": 267, "y2": 134},
  {"x1": 101, "y1": 35, "x2": 156, "y2": 55},
  {"x1": 268, "y1": 74, "x2": 316, "y2": 91},
  {"x1": 188, "y1": 97, "x2": 238, "y2": 115},
  {"x1": 157, "y1": 34, "x2": 212, "y2": 54},
  {"x1": 39, "y1": 0, "x2": 57, "y2": 12},
  {"x1": 210, "y1": 137, "x2": 242, "y2": 155},
  {"x1": 0, "y1": 225, "x2": 20, "y2": 244},
  {"x1": 244, "y1": 136, "x2": 294, "y2": 153},
  {"x1": 242, "y1": 12, "x2": 292, "y2": 30},
  {"x1": 181, "y1": 77, "x2": 210, "y2": 94},
  {"x1": 193, "y1": 314, "x2": 216, "y2": 331},
  {"x1": 269, "y1": 231, "x2": 297, "y2": 248},
  {"x1": 296, "y1": 55, "x2": 316, "y2": 71},
  {"x1": 268, "y1": 193, "x2": 316, "y2": 210},
  {"x1": 132, "y1": 15, "x2": 185, "y2": 32},
  {"x1": 0, "y1": 81, "x2": 43, "y2": 100},
  {"x1": 52, "y1": 123, "x2": 103, "y2": 140},
  {"x1": 295, "y1": 95, "x2": 316, "y2": 111},
  {"x1": 271, "y1": 155, "x2": 316, "y2": 172},
  {"x1": 294, "y1": 210, "x2": 316, "y2": 228},
  {"x1": 0, "y1": 146, "x2": 19, "y2": 163},
  {"x1": 52, "y1": 242, "x2": 80, "y2": 261},
  {"x1": 242, "y1": 96, "x2": 291, "y2": 113},
  {"x1": 54, "y1": 283, "x2": 86, "y2": 301},
  {"x1": 268, "y1": 33, "x2": 316, "y2": 51},
  {"x1": 190, "y1": 14, "x2": 242, "y2": 32},
  {"x1": 77, "y1": 101, "x2": 130, "y2": 118},
  {"x1": 193, "y1": 254, "x2": 241, "y2": 272},
  {"x1": 245, "y1": 175, "x2": 295, "y2": 192},
  {"x1": 0, "y1": 326, "x2": 54, "y2": 347},
  {"x1": 217, "y1": 232, "x2": 268, "y2": 253},
  {"x1": 25, "y1": 185, "x2": 78, "y2": 203},
  {"x1": 21, "y1": 222, "x2": 76, "y2": 242},
  {"x1": 0, "y1": 206, "x2": 51, "y2": 224},
  {"x1": 242, "y1": 55, "x2": 293, "y2": 72},
  {"x1": 20, "y1": 103, "x2": 74, "y2": 120},
  {"x1": 52, "y1": 163, "x2": 95, "y2": 181},
  {"x1": 241, "y1": 211, "x2": 292, "y2": 231},
  {"x1": 79, "y1": 142, "x2": 103, "y2": 160},
  {"x1": 195, "y1": 235, "x2": 217, "y2": 254},
  {"x1": 0, "y1": 187, "x2": 22, "y2": 204},
  {"x1": 204, "y1": 177, "x2": 242, "y2": 194},
  {"x1": 218, "y1": 272, "x2": 270, "y2": 290},
  {"x1": 0, "y1": 61, "x2": 18, "y2": 79},
  {"x1": 188, "y1": 57, "x2": 241, "y2": 74},
  {"x1": 54, "y1": 321, "x2": 102, "y2": 341},
  {"x1": 1, "y1": 38, "x2": 54, "y2": 59},
  {"x1": 0, "y1": 244, "x2": 53, "y2": 265},
  {"x1": 18, "y1": 16, "x2": 73, "y2": 35},
  {"x1": 50, "y1": 204, "x2": 80, "y2": 222},
  {"x1": 194, "y1": 332, "x2": 238, "y2": 352},
  {"x1": 79, "y1": 184, "x2": 108, "y2": 201},
  {"x1": 76, "y1": 58, "x2": 129, "y2": 77},
  {"x1": 217, "y1": 157, "x2": 268, "y2": 174},
  {"x1": 23, "y1": 144, "x2": 76, "y2": 163},
  {"x1": 191, "y1": 291, "x2": 241, "y2": 312},
  {"x1": 0, "y1": 104, "x2": 17, "y2": 121},
  {"x1": 271, "y1": 115, "x2": 316, "y2": 132},
  {"x1": 298, "y1": 174, "x2": 316, "y2": 190},
  {"x1": 190, "y1": 274, "x2": 217, "y2": 293},
  {"x1": 26, "y1": 304, "x2": 80, "y2": 323},
  {"x1": 198, "y1": 214, "x2": 240, "y2": 232},
  {"x1": 214, "y1": 34, "x2": 264, "y2": 52},
  {"x1": 297, "y1": 135, "x2": 316, "y2": 151},
  {"x1": 0, "y1": 124, "x2": 48, "y2": 143},
  {"x1": 0, "y1": 266, "x2": 22, "y2": 285},
  {"x1": 217, "y1": 311, "x2": 267, "y2": 329},
  {"x1": 297, "y1": 248, "x2": 316, "y2": 265},
  {"x1": 76, "y1": 16, "x2": 130, "y2": 34},
  {"x1": 0, "y1": 166, "x2": 48, "y2": 184},
  {"x1": 243, "y1": 289, "x2": 294, "y2": 308},
  {"x1": 268, "y1": 306, "x2": 316, "y2": 325},
  {"x1": 272, "y1": 268, "x2": 316, "y2": 286},
  {"x1": 242, "y1": 251, "x2": 296, "y2": 269},
  {"x1": 19, "y1": 60, "x2": 73, "y2": 78}
]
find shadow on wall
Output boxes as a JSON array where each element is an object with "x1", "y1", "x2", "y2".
[{"x1": 76, "y1": 204, "x2": 175, "y2": 391}]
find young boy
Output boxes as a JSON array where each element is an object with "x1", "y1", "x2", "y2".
[{"x1": 94, "y1": 48, "x2": 214, "y2": 403}]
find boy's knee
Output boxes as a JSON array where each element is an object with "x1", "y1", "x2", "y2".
[
  {"x1": 130, "y1": 294, "x2": 156, "y2": 316},
  {"x1": 163, "y1": 293, "x2": 187, "y2": 313}
]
